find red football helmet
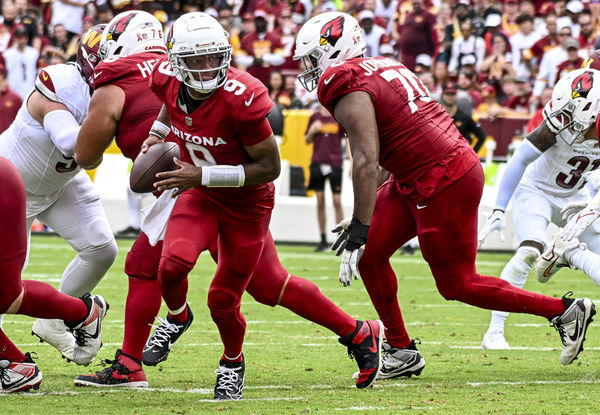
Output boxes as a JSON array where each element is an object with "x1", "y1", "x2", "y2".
[
  {"x1": 77, "y1": 24, "x2": 105, "y2": 87},
  {"x1": 582, "y1": 50, "x2": 600, "y2": 71}
]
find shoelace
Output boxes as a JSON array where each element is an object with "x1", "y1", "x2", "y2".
[
  {"x1": 146, "y1": 317, "x2": 183, "y2": 348},
  {"x1": 214, "y1": 366, "x2": 243, "y2": 399},
  {"x1": 0, "y1": 362, "x2": 10, "y2": 385},
  {"x1": 72, "y1": 327, "x2": 92, "y2": 347}
]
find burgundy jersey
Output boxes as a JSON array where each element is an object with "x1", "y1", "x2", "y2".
[
  {"x1": 150, "y1": 59, "x2": 275, "y2": 217},
  {"x1": 92, "y1": 53, "x2": 165, "y2": 161},
  {"x1": 318, "y1": 57, "x2": 479, "y2": 201}
]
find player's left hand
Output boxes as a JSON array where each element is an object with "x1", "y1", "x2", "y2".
[
  {"x1": 561, "y1": 200, "x2": 589, "y2": 222},
  {"x1": 561, "y1": 205, "x2": 600, "y2": 241},
  {"x1": 334, "y1": 218, "x2": 369, "y2": 287},
  {"x1": 154, "y1": 158, "x2": 201, "y2": 197}
]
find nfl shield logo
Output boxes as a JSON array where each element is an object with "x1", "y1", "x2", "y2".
[{"x1": 185, "y1": 116, "x2": 192, "y2": 126}]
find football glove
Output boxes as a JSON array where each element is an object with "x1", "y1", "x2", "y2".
[
  {"x1": 560, "y1": 200, "x2": 589, "y2": 222},
  {"x1": 477, "y1": 209, "x2": 505, "y2": 248},
  {"x1": 561, "y1": 204, "x2": 600, "y2": 241},
  {"x1": 331, "y1": 217, "x2": 352, "y2": 254},
  {"x1": 333, "y1": 218, "x2": 369, "y2": 287}
]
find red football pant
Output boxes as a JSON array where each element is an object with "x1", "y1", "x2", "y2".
[
  {"x1": 360, "y1": 164, "x2": 565, "y2": 348},
  {"x1": 159, "y1": 188, "x2": 271, "y2": 359},
  {"x1": 0, "y1": 157, "x2": 87, "y2": 360}
]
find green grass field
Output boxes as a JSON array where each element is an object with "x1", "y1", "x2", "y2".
[{"x1": 2, "y1": 235, "x2": 600, "y2": 414}]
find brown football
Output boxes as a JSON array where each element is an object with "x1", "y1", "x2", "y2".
[
  {"x1": 130, "y1": 141, "x2": 180, "y2": 193},
  {"x1": 582, "y1": 50, "x2": 600, "y2": 71}
]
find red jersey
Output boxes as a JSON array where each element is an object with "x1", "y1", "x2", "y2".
[
  {"x1": 150, "y1": 60, "x2": 275, "y2": 218},
  {"x1": 318, "y1": 57, "x2": 479, "y2": 201},
  {"x1": 92, "y1": 52, "x2": 165, "y2": 161}
]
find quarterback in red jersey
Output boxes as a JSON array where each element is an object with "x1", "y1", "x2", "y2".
[
  {"x1": 0, "y1": 156, "x2": 108, "y2": 393},
  {"x1": 74, "y1": 11, "x2": 384, "y2": 395},
  {"x1": 294, "y1": 11, "x2": 596, "y2": 371}
]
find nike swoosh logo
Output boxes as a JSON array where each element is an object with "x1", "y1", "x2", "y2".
[
  {"x1": 543, "y1": 255, "x2": 559, "y2": 278},
  {"x1": 94, "y1": 71, "x2": 103, "y2": 79},
  {"x1": 416, "y1": 204, "x2": 427, "y2": 210},
  {"x1": 245, "y1": 92, "x2": 255, "y2": 107},
  {"x1": 323, "y1": 74, "x2": 335, "y2": 85},
  {"x1": 368, "y1": 322, "x2": 379, "y2": 353},
  {"x1": 567, "y1": 313, "x2": 583, "y2": 342}
]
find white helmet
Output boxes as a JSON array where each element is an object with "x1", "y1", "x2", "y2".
[
  {"x1": 294, "y1": 12, "x2": 366, "y2": 92},
  {"x1": 547, "y1": 68, "x2": 600, "y2": 145},
  {"x1": 166, "y1": 12, "x2": 232, "y2": 93},
  {"x1": 99, "y1": 11, "x2": 166, "y2": 60}
]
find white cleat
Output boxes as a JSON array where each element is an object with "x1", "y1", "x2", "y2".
[
  {"x1": 71, "y1": 294, "x2": 109, "y2": 366},
  {"x1": 536, "y1": 236, "x2": 583, "y2": 283},
  {"x1": 32, "y1": 319, "x2": 77, "y2": 363},
  {"x1": 551, "y1": 293, "x2": 595, "y2": 365},
  {"x1": 481, "y1": 330, "x2": 510, "y2": 350},
  {"x1": 0, "y1": 353, "x2": 42, "y2": 393}
]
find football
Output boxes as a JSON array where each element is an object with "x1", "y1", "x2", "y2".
[
  {"x1": 582, "y1": 50, "x2": 600, "y2": 70},
  {"x1": 130, "y1": 141, "x2": 180, "y2": 193}
]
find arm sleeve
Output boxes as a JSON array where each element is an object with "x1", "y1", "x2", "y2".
[
  {"x1": 43, "y1": 110, "x2": 81, "y2": 157},
  {"x1": 494, "y1": 139, "x2": 543, "y2": 211}
]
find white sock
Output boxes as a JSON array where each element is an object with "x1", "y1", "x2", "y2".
[
  {"x1": 169, "y1": 302, "x2": 187, "y2": 316},
  {"x1": 126, "y1": 188, "x2": 142, "y2": 229},
  {"x1": 488, "y1": 245, "x2": 540, "y2": 332},
  {"x1": 567, "y1": 244, "x2": 600, "y2": 286}
]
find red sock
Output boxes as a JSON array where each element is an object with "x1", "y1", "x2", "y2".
[
  {"x1": 121, "y1": 278, "x2": 162, "y2": 362},
  {"x1": 0, "y1": 329, "x2": 26, "y2": 362},
  {"x1": 168, "y1": 306, "x2": 188, "y2": 323},
  {"x1": 221, "y1": 353, "x2": 244, "y2": 363},
  {"x1": 17, "y1": 280, "x2": 87, "y2": 322},
  {"x1": 279, "y1": 276, "x2": 357, "y2": 338},
  {"x1": 212, "y1": 307, "x2": 246, "y2": 360}
]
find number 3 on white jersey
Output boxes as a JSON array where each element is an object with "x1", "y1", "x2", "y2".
[
  {"x1": 379, "y1": 68, "x2": 431, "y2": 113},
  {"x1": 185, "y1": 142, "x2": 217, "y2": 166}
]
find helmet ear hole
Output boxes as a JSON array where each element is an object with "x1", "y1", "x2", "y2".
[{"x1": 330, "y1": 50, "x2": 340, "y2": 60}]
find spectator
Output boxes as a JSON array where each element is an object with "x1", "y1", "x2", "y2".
[
  {"x1": 1, "y1": 1, "x2": 18, "y2": 50},
  {"x1": 51, "y1": 0, "x2": 88, "y2": 39},
  {"x1": 532, "y1": 26, "x2": 574, "y2": 100},
  {"x1": 558, "y1": 0, "x2": 584, "y2": 38},
  {"x1": 267, "y1": 69, "x2": 291, "y2": 108},
  {"x1": 270, "y1": 7, "x2": 299, "y2": 71},
  {"x1": 255, "y1": 0, "x2": 288, "y2": 31},
  {"x1": 440, "y1": 0, "x2": 473, "y2": 64},
  {"x1": 414, "y1": 53, "x2": 432, "y2": 74},
  {"x1": 0, "y1": 63, "x2": 21, "y2": 134},
  {"x1": 440, "y1": 82, "x2": 486, "y2": 154},
  {"x1": 304, "y1": 104, "x2": 346, "y2": 252},
  {"x1": 396, "y1": 0, "x2": 436, "y2": 71},
  {"x1": 238, "y1": 10, "x2": 285, "y2": 85},
  {"x1": 457, "y1": 69, "x2": 483, "y2": 108},
  {"x1": 510, "y1": 14, "x2": 540, "y2": 79},
  {"x1": 448, "y1": 19, "x2": 485, "y2": 73},
  {"x1": 502, "y1": 75, "x2": 532, "y2": 113},
  {"x1": 96, "y1": 3, "x2": 114, "y2": 24},
  {"x1": 359, "y1": 9, "x2": 390, "y2": 58},
  {"x1": 475, "y1": 84, "x2": 505, "y2": 120},
  {"x1": 374, "y1": 0, "x2": 398, "y2": 34},
  {"x1": 525, "y1": 86, "x2": 553, "y2": 133},
  {"x1": 2, "y1": 25, "x2": 38, "y2": 99},
  {"x1": 578, "y1": 11, "x2": 597, "y2": 56},
  {"x1": 480, "y1": 32, "x2": 516, "y2": 83},
  {"x1": 283, "y1": 73, "x2": 305, "y2": 108},
  {"x1": 523, "y1": 13, "x2": 560, "y2": 77},
  {"x1": 556, "y1": 37, "x2": 584, "y2": 80},
  {"x1": 379, "y1": 43, "x2": 398, "y2": 59},
  {"x1": 502, "y1": 0, "x2": 520, "y2": 36},
  {"x1": 483, "y1": 13, "x2": 510, "y2": 56},
  {"x1": 432, "y1": 58, "x2": 448, "y2": 93}
]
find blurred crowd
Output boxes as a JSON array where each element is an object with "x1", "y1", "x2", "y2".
[{"x1": 1, "y1": 0, "x2": 600, "y2": 133}]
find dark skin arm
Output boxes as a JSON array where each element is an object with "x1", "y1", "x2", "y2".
[
  {"x1": 141, "y1": 104, "x2": 171, "y2": 152},
  {"x1": 332, "y1": 91, "x2": 379, "y2": 225},
  {"x1": 154, "y1": 134, "x2": 281, "y2": 197},
  {"x1": 74, "y1": 84, "x2": 125, "y2": 169}
]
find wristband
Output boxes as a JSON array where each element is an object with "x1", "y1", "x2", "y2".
[
  {"x1": 345, "y1": 217, "x2": 370, "y2": 251},
  {"x1": 149, "y1": 120, "x2": 170, "y2": 140},
  {"x1": 201, "y1": 165, "x2": 245, "y2": 187}
]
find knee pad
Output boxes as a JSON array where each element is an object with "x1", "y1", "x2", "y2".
[
  {"x1": 125, "y1": 235, "x2": 163, "y2": 281},
  {"x1": 207, "y1": 286, "x2": 240, "y2": 316},
  {"x1": 159, "y1": 256, "x2": 193, "y2": 286}
]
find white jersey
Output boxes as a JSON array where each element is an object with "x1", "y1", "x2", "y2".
[
  {"x1": 0, "y1": 63, "x2": 90, "y2": 202},
  {"x1": 521, "y1": 137, "x2": 600, "y2": 198}
]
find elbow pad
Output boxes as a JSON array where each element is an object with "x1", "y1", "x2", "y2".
[
  {"x1": 43, "y1": 110, "x2": 81, "y2": 157},
  {"x1": 494, "y1": 139, "x2": 542, "y2": 211}
]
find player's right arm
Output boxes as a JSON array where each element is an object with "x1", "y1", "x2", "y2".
[
  {"x1": 478, "y1": 121, "x2": 556, "y2": 246},
  {"x1": 74, "y1": 84, "x2": 125, "y2": 170},
  {"x1": 141, "y1": 104, "x2": 171, "y2": 153}
]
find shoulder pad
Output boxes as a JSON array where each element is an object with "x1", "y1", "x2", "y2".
[{"x1": 35, "y1": 69, "x2": 58, "y2": 102}]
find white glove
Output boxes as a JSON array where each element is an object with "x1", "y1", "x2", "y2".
[
  {"x1": 478, "y1": 210, "x2": 505, "y2": 247},
  {"x1": 331, "y1": 217, "x2": 352, "y2": 254},
  {"x1": 561, "y1": 205, "x2": 600, "y2": 241},
  {"x1": 560, "y1": 200, "x2": 589, "y2": 222},
  {"x1": 339, "y1": 247, "x2": 364, "y2": 287}
]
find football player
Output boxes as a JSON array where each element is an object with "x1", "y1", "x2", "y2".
[
  {"x1": 0, "y1": 24, "x2": 116, "y2": 366},
  {"x1": 0, "y1": 156, "x2": 107, "y2": 393},
  {"x1": 74, "y1": 11, "x2": 385, "y2": 396},
  {"x1": 294, "y1": 11, "x2": 595, "y2": 368},
  {"x1": 478, "y1": 68, "x2": 600, "y2": 350}
]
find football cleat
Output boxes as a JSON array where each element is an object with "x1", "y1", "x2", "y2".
[
  {"x1": 70, "y1": 293, "x2": 109, "y2": 365},
  {"x1": 536, "y1": 237, "x2": 582, "y2": 283},
  {"x1": 32, "y1": 318, "x2": 77, "y2": 363},
  {"x1": 74, "y1": 349, "x2": 148, "y2": 388},
  {"x1": 143, "y1": 305, "x2": 193, "y2": 366},
  {"x1": 550, "y1": 292, "x2": 595, "y2": 365},
  {"x1": 378, "y1": 339, "x2": 425, "y2": 379},
  {"x1": 339, "y1": 320, "x2": 383, "y2": 388},
  {"x1": 0, "y1": 353, "x2": 43, "y2": 393},
  {"x1": 214, "y1": 356, "x2": 245, "y2": 400},
  {"x1": 481, "y1": 330, "x2": 510, "y2": 350}
]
